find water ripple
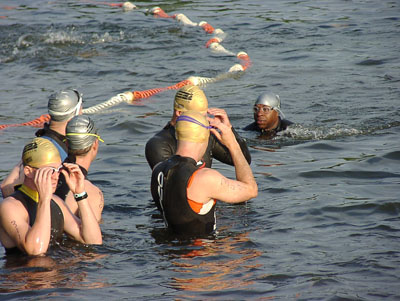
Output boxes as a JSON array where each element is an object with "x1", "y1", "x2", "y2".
[{"x1": 299, "y1": 170, "x2": 400, "y2": 179}]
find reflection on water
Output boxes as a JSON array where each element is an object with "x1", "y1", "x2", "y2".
[
  {"x1": 0, "y1": 246, "x2": 108, "y2": 293},
  {"x1": 153, "y1": 231, "x2": 263, "y2": 295}
]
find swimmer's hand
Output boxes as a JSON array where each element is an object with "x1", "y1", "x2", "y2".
[
  {"x1": 60, "y1": 163, "x2": 85, "y2": 195},
  {"x1": 207, "y1": 108, "x2": 232, "y2": 128},
  {"x1": 208, "y1": 116, "x2": 237, "y2": 149},
  {"x1": 34, "y1": 167, "x2": 55, "y2": 204}
]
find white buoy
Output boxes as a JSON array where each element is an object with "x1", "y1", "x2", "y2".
[
  {"x1": 209, "y1": 43, "x2": 235, "y2": 56},
  {"x1": 175, "y1": 13, "x2": 198, "y2": 26},
  {"x1": 122, "y1": 2, "x2": 137, "y2": 12},
  {"x1": 228, "y1": 64, "x2": 244, "y2": 72}
]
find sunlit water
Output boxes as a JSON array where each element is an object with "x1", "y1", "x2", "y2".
[{"x1": 0, "y1": 0, "x2": 399, "y2": 300}]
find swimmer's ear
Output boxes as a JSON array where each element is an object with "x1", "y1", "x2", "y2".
[
  {"x1": 92, "y1": 139, "x2": 99, "y2": 152},
  {"x1": 24, "y1": 165, "x2": 35, "y2": 178}
]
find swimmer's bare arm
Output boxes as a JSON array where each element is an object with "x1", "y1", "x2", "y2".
[
  {"x1": 60, "y1": 163, "x2": 102, "y2": 245},
  {"x1": 1, "y1": 160, "x2": 24, "y2": 198},
  {"x1": 0, "y1": 167, "x2": 54, "y2": 255},
  {"x1": 192, "y1": 168, "x2": 257, "y2": 204},
  {"x1": 65, "y1": 179, "x2": 104, "y2": 223},
  {"x1": 196, "y1": 115, "x2": 258, "y2": 203}
]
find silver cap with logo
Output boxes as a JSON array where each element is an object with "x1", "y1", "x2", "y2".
[
  {"x1": 66, "y1": 115, "x2": 98, "y2": 150},
  {"x1": 48, "y1": 89, "x2": 82, "y2": 122}
]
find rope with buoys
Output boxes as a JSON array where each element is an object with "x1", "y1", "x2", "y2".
[
  {"x1": 0, "y1": 80, "x2": 193, "y2": 130},
  {"x1": 148, "y1": 6, "x2": 245, "y2": 59},
  {"x1": 83, "y1": 79, "x2": 192, "y2": 114},
  {"x1": 0, "y1": 2, "x2": 252, "y2": 129},
  {"x1": 0, "y1": 114, "x2": 51, "y2": 131},
  {"x1": 80, "y1": 4, "x2": 252, "y2": 113},
  {"x1": 0, "y1": 68, "x2": 243, "y2": 130},
  {"x1": 80, "y1": 0, "x2": 137, "y2": 11}
]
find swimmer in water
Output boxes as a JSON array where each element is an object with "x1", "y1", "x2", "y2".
[
  {"x1": 145, "y1": 84, "x2": 251, "y2": 169},
  {"x1": 64, "y1": 115, "x2": 104, "y2": 222},
  {"x1": 0, "y1": 137, "x2": 102, "y2": 256},
  {"x1": 243, "y1": 92, "x2": 293, "y2": 138},
  {"x1": 1, "y1": 89, "x2": 84, "y2": 198},
  {"x1": 151, "y1": 110, "x2": 257, "y2": 235}
]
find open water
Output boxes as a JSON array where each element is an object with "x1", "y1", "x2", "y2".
[{"x1": 0, "y1": 0, "x2": 399, "y2": 300}]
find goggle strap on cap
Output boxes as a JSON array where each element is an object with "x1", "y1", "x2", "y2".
[
  {"x1": 274, "y1": 107, "x2": 285, "y2": 119},
  {"x1": 48, "y1": 90, "x2": 82, "y2": 117},
  {"x1": 176, "y1": 115, "x2": 212, "y2": 130},
  {"x1": 66, "y1": 132, "x2": 104, "y2": 142}
]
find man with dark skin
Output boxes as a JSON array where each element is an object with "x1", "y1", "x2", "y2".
[{"x1": 244, "y1": 92, "x2": 293, "y2": 138}]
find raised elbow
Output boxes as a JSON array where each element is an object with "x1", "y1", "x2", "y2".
[{"x1": 249, "y1": 182, "x2": 258, "y2": 199}]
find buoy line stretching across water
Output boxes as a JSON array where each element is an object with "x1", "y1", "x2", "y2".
[{"x1": 0, "y1": 2, "x2": 252, "y2": 129}]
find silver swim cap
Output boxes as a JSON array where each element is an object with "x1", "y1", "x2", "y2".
[
  {"x1": 48, "y1": 89, "x2": 82, "y2": 122},
  {"x1": 255, "y1": 92, "x2": 285, "y2": 118},
  {"x1": 66, "y1": 115, "x2": 102, "y2": 151}
]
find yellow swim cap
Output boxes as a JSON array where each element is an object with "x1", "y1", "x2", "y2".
[
  {"x1": 174, "y1": 84, "x2": 208, "y2": 113},
  {"x1": 176, "y1": 110, "x2": 210, "y2": 143},
  {"x1": 22, "y1": 137, "x2": 61, "y2": 168}
]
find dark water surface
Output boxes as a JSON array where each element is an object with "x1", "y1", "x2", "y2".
[{"x1": 1, "y1": 0, "x2": 399, "y2": 300}]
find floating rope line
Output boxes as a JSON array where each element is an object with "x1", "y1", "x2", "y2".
[
  {"x1": 148, "y1": 6, "x2": 246, "y2": 58},
  {"x1": 0, "y1": 80, "x2": 193, "y2": 129},
  {"x1": 83, "y1": 79, "x2": 192, "y2": 114},
  {"x1": 0, "y1": 2, "x2": 252, "y2": 129},
  {"x1": 0, "y1": 114, "x2": 51, "y2": 131},
  {"x1": 82, "y1": 92, "x2": 134, "y2": 115},
  {"x1": 80, "y1": 0, "x2": 137, "y2": 11}
]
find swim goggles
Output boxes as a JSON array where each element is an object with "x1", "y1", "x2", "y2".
[
  {"x1": 253, "y1": 106, "x2": 272, "y2": 113},
  {"x1": 29, "y1": 164, "x2": 64, "y2": 174}
]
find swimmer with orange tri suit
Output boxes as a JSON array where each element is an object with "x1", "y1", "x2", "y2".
[
  {"x1": 0, "y1": 137, "x2": 102, "y2": 256},
  {"x1": 244, "y1": 92, "x2": 293, "y2": 138},
  {"x1": 1, "y1": 89, "x2": 83, "y2": 198},
  {"x1": 145, "y1": 84, "x2": 251, "y2": 169},
  {"x1": 151, "y1": 110, "x2": 258, "y2": 235}
]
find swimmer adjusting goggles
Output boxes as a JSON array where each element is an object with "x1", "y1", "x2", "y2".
[{"x1": 176, "y1": 115, "x2": 212, "y2": 130}]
